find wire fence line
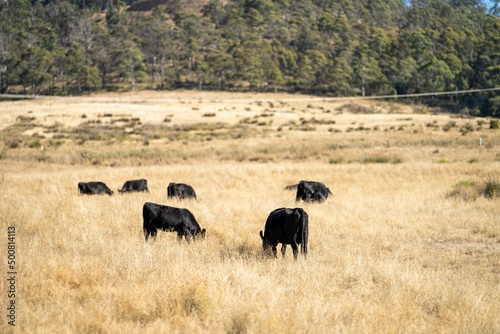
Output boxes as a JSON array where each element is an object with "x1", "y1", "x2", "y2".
[{"x1": 0, "y1": 87, "x2": 499, "y2": 101}]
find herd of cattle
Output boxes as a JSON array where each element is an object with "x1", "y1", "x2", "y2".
[{"x1": 78, "y1": 179, "x2": 332, "y2": 260}]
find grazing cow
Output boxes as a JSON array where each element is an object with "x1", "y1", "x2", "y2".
[
  {"x1": 296, "y1": 180, "x2": 332, "y2": 202},
  {"x1": 78, "y1": 182, "x2": 113, "y2": 196},
  {"x1": 260, "y1": 207, "x2": 308, "y2": 260},
  {"x1": 143, "y1": 202, "x2": 206, "y2": 242},
  {"x1": 118, "y1": 179, "x2": 149, "y2": 193},
  {"x1": 167, "y1": 182, "x2": 197, "y2": 199}
]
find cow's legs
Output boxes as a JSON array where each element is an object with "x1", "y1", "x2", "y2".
[
  {"x1": 145, "y1": 228, "x2": 157, "y2": 241},
  {"x1": 177, "y1": 231, "x2": 184, "y2": 243},
  {"x1": 178, "y1": 229, "x2": 192, "y2": 244},
  {"x1": 291, "y1": 242, "x2": 299, "y2": 260},
  {"x1": 281, "y1": 244, "x2": 287, "y2": 258},
  {"x1": 271, "y1": 243, "x2": 278, "y2": 258},
  {"x1": 301, "y1": 242, "x2": 307, "y2": 258}
]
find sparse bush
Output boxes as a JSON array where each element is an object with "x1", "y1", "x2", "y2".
[
  {"x1": 47, "y1": 139, "x2": 64, "y2": 148},
  {"x1": 446, "y1": 179, "x2": 478, "y2": 201},
  {"x1": 482, "y1": 175, "x2": 500, "y2": 199},
  {"x1": 447, "y1": 176, "x2": 500, "y2": 200},
  {"x1": 329, "y1": 156, "x2": 344, "y2": 164},
  {"x1": 17, "y1": 115, "x2": 36, "y2": 122},
  {"x1": 360, "y1": 155, "x2": 403, "y2": 164},
  {"x1": 341, "y1": 103, "x2": 378, "y2": 114},
  {"x1": 413, "y1": 105, "x2": 429, "y2": 114},
  {"x1": 436, "y1": 158, "x2": 449, "y2": 163},
  {"x1": 28, "y1": 139, "x2": 42, "y2": 148},
  {"x1": 36, "y1": 153, "x2": 53, "y2": 163},
  {"x1": 6, "y1": 139, "x2": 21, "y2": 149},
  {"x1": 490, "y1": 119, "x2": 499, "y2": 129},
  {"x1": 442, "y1": 121, "x2": 456, "y2": 132},
  {"x1": 460, "y1": 122, "x2": 474, "y2": 135}
]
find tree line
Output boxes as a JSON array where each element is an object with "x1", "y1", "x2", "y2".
[{"x1": 0, "y1": 0, "x2": 499, "y2": 116}]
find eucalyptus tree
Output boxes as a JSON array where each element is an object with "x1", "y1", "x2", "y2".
[{"x1": 131, "y1": 10, "x2": 177, "y2": 89}]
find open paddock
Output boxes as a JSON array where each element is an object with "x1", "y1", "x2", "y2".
[{"x1": 0, "y1": 91, "x2": 499, "y2": 333}]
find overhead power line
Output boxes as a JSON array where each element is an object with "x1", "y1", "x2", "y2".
[{"x1": 323, "y1": 87, "x2": 500, "y2": 100}]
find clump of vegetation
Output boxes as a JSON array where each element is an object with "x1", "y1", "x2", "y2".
[
  {"x1": 28, "y1": 139, "x2": 42, "y2": 148},
  {"x1": 442, "y1": 121, "x2": 456, "y2": 132},
  {"x1": 339, "y1": 103, "x2": 378, "y2": 114},
  {"x1": 490, "y1": 119, "x2": 499, "y2": 129},
  {"x1": 329, "y1": 156, "x2": 344, "y2": 164},
  {"x1": 435, "y1": 157, "x2": 449, "y2": 163},
  {"x1": 460, "y1": 122, "x2": 474, "y2": 135},
  {"x1": 359, "y1": 155, "x2": 403, "y2": 164},
  {"x1": 447, "y1": 176, "x2": 500, "y2": 200},
  {"x1": 412, "y1": 105, "x2": 430, "y2": 114},
  {"x1": 300, "y1": 117, "x2": 335, "y2": 125},
  {"x1": 482, "y1": 175, "x2": 500, "y2": 199},
  {"x1": 447, "y1": 179, "x2": 478, "y2": 200}
]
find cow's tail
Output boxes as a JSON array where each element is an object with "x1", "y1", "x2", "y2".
[
  {"x1": 300, "y1": 209, "x2": 308, "y2": 258},
  {"x1": 142, "y1": 202, "x2": 151, "y2": 241},
  {"x1": 284, "y1": 184, "x2": 298, "y2": 190},
  {"x1": 327, "y1": 187, "x2": 332, "y2": 195}
]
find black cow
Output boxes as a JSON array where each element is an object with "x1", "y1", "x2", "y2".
[
  {"x1": 118, "y1": 179, "x2": 149, "y2": 193},
  {"x1": 143, "y1": 202, "x2": 206, "y2": 242},
  {"x1": 260, "y1": 207, "x2": 308, "y2": 260},
  {"x1": 167, "y1": 182, "x2": 197, "y2": 199},
  {"x1": 295, "y1": 180, "x2": 332, "y2": 202},
  {"x1": 78, "y1": 182, "x2": 113, "y2": 195}
]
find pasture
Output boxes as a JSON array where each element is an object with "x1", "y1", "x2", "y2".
[{"x1": 0, "y1": 91, "x2": 499, "y2": 333}]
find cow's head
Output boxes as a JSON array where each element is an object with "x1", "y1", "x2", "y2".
[
  {"x1": 260, "y1": 231, "x2": 270, "y2": 251},
  {"x1": 194, "y1": 228, "x2": 206, "y2": 240}
]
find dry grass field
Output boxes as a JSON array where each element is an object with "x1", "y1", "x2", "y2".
[{"x1": 1, "y1": 91, "x2": 499, "y2": 333}]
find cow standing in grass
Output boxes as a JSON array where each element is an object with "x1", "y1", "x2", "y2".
[
  {"x1": 118, "y1": 179, "x2": 149, "y2": 193},
  {"x1": 260, "y1": 207, "x2": 308, "y2": 260},
  {"x1": 167, "y1": 182, "x2": 197, "y2": 199},
  {"x1": 143, "y1": 202, "x2": 206, "y2": 243},
  {"x1": 78, "y1": 182, "x2": 113, "y2": 196},
  {"x1": 295, "y1": 180, "x2": 331, "y2": 202}
]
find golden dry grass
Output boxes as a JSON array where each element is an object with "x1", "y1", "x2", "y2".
[{"x1": 0, "y1": 91, "x2": 499, "y2": 333}]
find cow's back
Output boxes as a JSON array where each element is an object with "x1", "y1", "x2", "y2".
[
  {"x1": 168, "y1": 182, "x2": 196, "y2": 199},
  {"x1": 297, "y1": 180, "x2": 329, "y2": 202},
  {"x1": 120, "y1": 179, "x2": 148, "y2": 193},
  {"x1": 265, "y1": 208, "x2": 300, "y2": 243}
]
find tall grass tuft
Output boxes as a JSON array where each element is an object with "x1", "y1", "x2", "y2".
[
  {"x1": 447, "y1": 175, "x2": 500, "y2": 200},
  {"x1": 481, "y1": 174, "x2": 500, "y2": 199},
  {"x1": 359, "y1": 155, "x2": 403, "y2": 164}
]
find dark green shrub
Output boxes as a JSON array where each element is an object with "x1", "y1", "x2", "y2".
[
  {"x1": 482, "y1": 176, "x2": 500, "y2": 199},
  {"x1": 490, "y1": 119, "x2": 499, "y2": 129}
]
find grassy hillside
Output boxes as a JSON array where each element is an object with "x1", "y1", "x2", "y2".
[{"x1": 0, "y1": 91, "x2": 499, "y2": 333}]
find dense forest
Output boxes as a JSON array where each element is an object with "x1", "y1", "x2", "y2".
[{"x1": 0, "y1": 0, "x2": 499, "y2": 115}]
